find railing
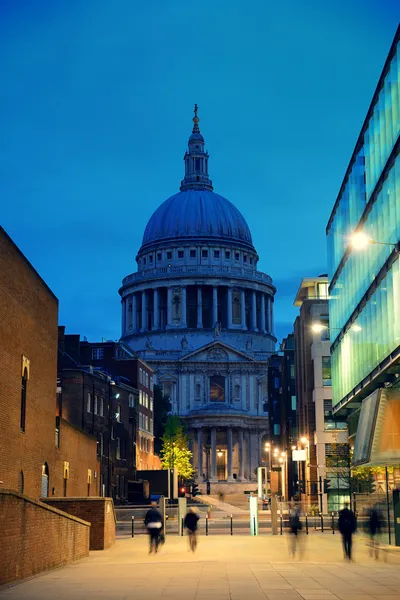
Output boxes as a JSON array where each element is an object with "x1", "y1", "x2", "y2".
[{"x1": 122, "y1": 265, "x2": 273, "y2": 286}]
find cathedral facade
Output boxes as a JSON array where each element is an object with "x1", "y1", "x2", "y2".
[{"x1": 119, "y1": 107, "x2": 276, "y2": 488}]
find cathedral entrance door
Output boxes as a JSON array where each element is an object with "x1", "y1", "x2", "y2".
[{"x1": 217, "y1": 449, "x2": 227, "y2": 481}]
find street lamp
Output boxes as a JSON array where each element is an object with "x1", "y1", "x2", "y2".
[{"x1": 348, "y1": 231, "x2": 399, "y2": 251}]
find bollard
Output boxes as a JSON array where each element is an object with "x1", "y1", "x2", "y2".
[
  {"x1": 305, "y1": 514, "x2": 309, "y2": 535},
  {"x1": 320, "y1": 512, "x2": 324, "y2": 533},
  {"x1": 206, "y1": 515, "x2": 208, "y2": 536},
  {"x1": 331, "y1": 512, "x2": 335, "y2": 534},
  {"x1": 230, "y1": 514, "x2": 233, "y2": 536},
  {"x1": 131, "y1": 515, "x2": 135, "y2": 538},
  {"x1": 254, "y1": 515, "x2": 257, "y2": 536},
  {"x1": 181, "y1": 516, "x2": 184, "y2": 536},
  {"x1": 280, "y1": 514, "x2": 283, "y2": 535}
]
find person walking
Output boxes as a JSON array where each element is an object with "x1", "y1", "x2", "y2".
[
  {"x1": 288, "y1": 503, "x2": 302, "y2": 557},
  {"x1": 144, "y1": 501, "x2": 163, "y2": 554},
  {"x1": 184, "y1": 507, "x2": 200, "y2": 552},
  {"x1": 367, "y1": 504, "x2": 382, "y2": 559},
  {"x1": 338, "y1": 502, "x2": 356, "y2": 560}
]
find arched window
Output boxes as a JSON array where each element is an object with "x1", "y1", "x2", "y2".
[
  {"x1": 234, "y1": 384, "x2": 241, "y2": 400},
  {"x1": 41, "y1": 462, "x2": 49, "y2": 497},
  {"x1": 210, "y1": 375, "x2": 225, "y2": 402},
  {"x1": 20, "y1": 367, "x2": 27, "y2": 431},
  {"x1": 18, "y1": 470, "x2": 24, "y2": 494}
]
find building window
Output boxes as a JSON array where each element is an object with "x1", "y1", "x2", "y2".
[
  {"x1": 214, "y1": 250, "x2": 220, "y2": 259},
  {"x1": 202, "y1": 249, "x2": 208, "y2": 258},
  {"x1": 99, "y1": 432, "x2": 104, "y2": 456},
  {"x1": 139, "y1": 368, "x2": 143, "y2": 384},
  {"x1": 178, "y1": 250, "x2": 184, "y2": 259},
  {"x1": 225, "y1": 251, "x2": 231, "y2": 260},
  {"x1": 150, "y1": 418, "x2": 153, "y2": 434},
  {"x1": 145, "y1": 372, "x2": 149, "y2": 388},
  {"x1": 20, "y1": 368, "x2": 27, "y2": 432},
  {"x1": 116, "y1": 404, "x2": 121, "y2": 422},
  {"x1": 291, "y1": 395, "x2": 296, "y2": 410},
  {"x1": 232, "y1": 290, "x2": 241, "y2": 324},
  {"x1": 235, "y1": 252, "x2": 240, "y2": 262},
  {"x1": 190, "y1": 249, "x2": 196, "y2": 258},
  {"x1": 94, "y1": 395, "x2": 98, "y2": 415},
  {"x1": 290, "y1": 364, "x2": 295, "y2": 379},
  {"x1": 41, "y1": 462, "x2": 49, "y2": 497},
  {"x1": 99, "y1": 397, "x2": 104, "y2": 417},
  {"x1": 111, "y1": 425, "x2": 115, "y2": 440},
  {"x1": 92, "y1": 347, "x2": 104, "y2": 360},
  {"x1": 139, "y1": 390, "x2": 143, "y2": 405},
  {"x1": 143, "y1": 257, "x2": 146, "y2": 266},
  {"x1": 273, "y1": 424, "x2": 281, "y2": 436},
  {"x1": 210, "y1": 375, "x2": 225, "y2": 402},
  {"x1": 195, "y1": 383, "x2": 201, "y2": 400},
  {"x1": 149, "y1": 255, "x2": 153, "y2": 264},
  {"x1": 157, "y1": 252, "x2": 162, "y2": 261},
  {"x1": 55, "y1": 416, "x2": 60, "y2": 448},
  {"x1": 150, "y1": 376, "x2": 154, "y2": 391},
  {"x1": 129, "y1": 394, "x2": 134, "y2": 408},
  {"x1": 18, "y1": 470, "x2": 24, "y2": 494},
  {"x1": 243, "y1": 255, "x2": 247, "y2": 263},
  {"x1": 150, "y1": 397, "x2": 153, "y2": 411},
  {"x1": 322, "y1": 356, "x2": 332, "y2": 386},
  {"x1": 234, "y1": 384, "x2": 241, "y2": 400},
  {"x1": 116, "y1": 437, "x2": 121, "y2": 460},
  {"x1": 87, "y1": 392, "x2": 92, "y2": 412},
  {"x1": 167, "y1": 251, "x2": 172, "y2": 260},
  {"x1": 249, "y1": 257, "x2": 253, "y2": 265}
]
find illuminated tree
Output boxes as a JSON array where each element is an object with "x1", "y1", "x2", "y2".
[{"x1": 160, "y1": 415, "x2": 194, "y2": 480}]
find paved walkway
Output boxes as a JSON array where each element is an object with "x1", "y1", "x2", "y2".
[
  {"x1": 197, "y1": 494, "x2": 248, "y2": 516},
  {"x1": 2, "y1": 535, "x2": 400, "y2": 600}
]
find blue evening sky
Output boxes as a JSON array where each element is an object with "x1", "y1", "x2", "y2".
[{"x1": 1, "y1": 1, "x2": 399, "y2": 345}]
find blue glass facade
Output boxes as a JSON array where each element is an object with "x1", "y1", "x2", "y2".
[{"x1": 327, "y1": 27, "x2": 400, "y2": 409}]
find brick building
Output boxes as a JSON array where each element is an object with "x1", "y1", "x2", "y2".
[
  {"x1": 0, "y1": 227, "x2": 99, "y2": 499},
  {"x1": 64, "y1": 335, "x2": 161, "y2": 470}
]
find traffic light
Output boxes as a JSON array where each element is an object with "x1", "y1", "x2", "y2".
[
  {"x1": 178, "y1": 486, "x2": 187, "y2": 497},
  {"x1": 298, "y1": 480, "x2": 304, "y2": 493},
  {"x1": 310, "y1": 481, "x2": 318, "y2": 495},
  {"x1": 323, "y1": 478, "x2": 331, "y2": 494},
  {"x1": 192, "y1": 483, "x2": 200, "y2": 497}
]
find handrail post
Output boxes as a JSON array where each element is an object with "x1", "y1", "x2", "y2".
[
  {"x1": 206, "y1": 515, "x2": 208, "y2": 536},
  {"x1": 320, "y1": 512, "x2": 324, "y2": 533},
  {"x1": 305, "y1": 514, "x2": 309, "y2": 535},
  {"x1": 230, "y1": 514, "x2": 233, "y2": 535},
  {"x1": 131, "y1": 515, "x2": 135, "y2": 538},
  {"x1": 331, "y1": 512, "x2": 335, "y2": 534}
]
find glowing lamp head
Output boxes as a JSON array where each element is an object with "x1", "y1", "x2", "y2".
[
  {"x1": 311, "y1": 323, "x2": 327, "y2": 334},
  {"x1": 349, "y1": 231, "x2": 372, "y2": 250},
  {"x1": 300, "y1": 437, "x2": 308, "y2": 445},
  {"x1": 350, "y1": 324, "x2": 362, "y2": 332}
]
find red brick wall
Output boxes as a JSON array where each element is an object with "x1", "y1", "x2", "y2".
[
  {"x1": 0, "y1": 490, "x2": 90, "y2": 585},
  {"x1": 0, "y1": 228, "x2": 58, "y2": 499},
  {"x1": 52, "y1": 419, "x2": 100, "y2": 498},
  {"x1": 44, "y1": 497, "x2": 115, "y2": 550}
]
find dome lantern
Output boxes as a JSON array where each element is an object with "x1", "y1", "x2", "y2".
[{"x1": 180, "y1": 104, "x2": 213, "y2": 192}]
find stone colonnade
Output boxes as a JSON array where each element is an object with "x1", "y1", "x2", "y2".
[
  {"x1": 121, "y1": 283, "x2": 273, "y2": 335},
  {"x1": 193, "y1": 426, "x2": 261, "y2": 483}
]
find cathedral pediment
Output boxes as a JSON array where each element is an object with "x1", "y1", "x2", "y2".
[{"x1": 179, "y1": 341, "x2": 255, "y2": 363}]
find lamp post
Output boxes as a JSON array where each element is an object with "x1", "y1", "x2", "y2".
[{"x1": 348, "y1": 231, "x2": 400, "y2": 251}]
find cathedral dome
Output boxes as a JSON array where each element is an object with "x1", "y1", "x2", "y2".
[
  {"x1": 141, "y1": 188, "x2": 254, "y2": 251},
  {"x1": 140, "y1": 105, "x2": 255, "y2": 253}
]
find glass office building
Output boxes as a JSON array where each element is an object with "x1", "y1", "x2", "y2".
[{"x1": 326, "y1": 25, "x2": 400, "y2": 418}]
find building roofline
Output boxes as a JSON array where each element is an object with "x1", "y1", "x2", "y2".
[
  {"x1": 326, "y1": 24, "x2": 400, "y2": 234},
  {"x1": 0, "y1": 226, "x2": 58, "y2": 302}
]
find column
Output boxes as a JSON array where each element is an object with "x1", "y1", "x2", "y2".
[
  {"x1": 247, "y1": 430, "x2": 252, "y2": 480},
  {"x1": 121, "y1": 299, "x2": 126, "y2": 334},
  {"x1": 210, "y1": 427, "x2": 217, "y2": 482},
  {"x1": 266, "y1": 297, "x2": 270, "y2": 332},
  {"x1": 141, "y1": 290, "x2": 147, "y2": 331},
  {"x1": 227, "y1": 427, "x2": 234, "y2": 482},
  {"x1": 260, "y1": 294, "x2": 266, "y2": 333},
  {"x1": 251, "y1": 291, "x2": 258, "y2": 331},
  {"x1": 125, "y1": 296, "x2": 130, "y2": 332},
  {"x1": 131, "y1": 293, "x2": 137, "y2": 333},
  {"x1": 270, "y1": 298, "x2": 274, "y2": 334},
  {"x1": 227, "y1": 287, "x2": 233, "y2": 328},
  {"x1": 197, "y1": 286, "x2": 203, "y2": 328},
  {"x1": 181, "y1": 286, "x2": 187, "y2": 327},
  {"x1": 241, "y1": 289, "x2": 247, "y2": 330},
  {"x1": 167, "y1": 287, "x2": 172, "y2": 327},
  {"x1": 238, "y1": 429, "x2": 245, "y2": 481},
  {"x1": 212, "y1": 286, "x2": 218, "y2": 326},
  {"x1": 153, "y1": 288, "x2": 159, "y2": 330},
  {"x1": 197, "y1": 428, "x2": 203, "y2": 481}
]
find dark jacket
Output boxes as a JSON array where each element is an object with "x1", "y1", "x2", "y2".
[
  {"x1": 144, "y1": 507, "x2": 163, "y2": 529},
  {"x1": 184, "y1": 511, "x2": 200, "y2": 532},
  {"x1": 338, "y1": 507, "x2": 356, "y2": 534},
  {"x1": 368, "y1": 508, "x2": 382, "y2": 535}
]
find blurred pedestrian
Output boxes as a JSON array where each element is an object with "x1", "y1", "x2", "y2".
[
  {"x1": 184, "y1": 507, "x2": 200, "y2": 552},
  {"x1": 144, "y1": 501, "x2": 163, "y2": 554},
  {"x1": 288, "y1": 502, "x2": 302, "y2": 558},
  {"x1": 338, "y1": 502, "x2": 356, "y2": 560},
  {"x1": 367, "y1": 504, "x2": 382, "y2": 559}
]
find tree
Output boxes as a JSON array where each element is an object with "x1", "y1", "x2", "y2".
[
  {"x1": 153, "y1": 384, "x2": 171, "y2": 454},
  {"x1": 160, "y1": 415, "x2": 194, "y2": 480}
]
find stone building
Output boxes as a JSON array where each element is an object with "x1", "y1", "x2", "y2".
[{"x1": 119, "y1": 108, "x2": 276, "y2": 489}]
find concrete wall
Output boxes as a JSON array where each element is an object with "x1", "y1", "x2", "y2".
[
  {"x1": 43, "y1": 497, "x2": 115, "y2": 550},
  {"x1": 0, "y1": 490, "x2": 90, "y2": 586}
]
